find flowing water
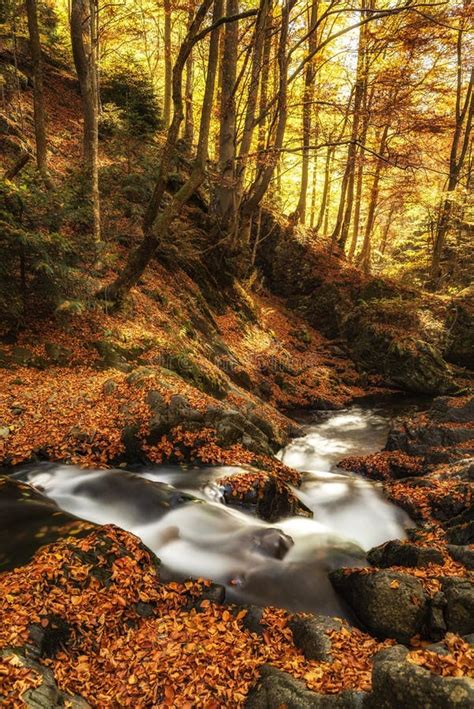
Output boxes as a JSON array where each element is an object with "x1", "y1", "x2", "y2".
[{"x1": 2, "y1": 399, "x2": 423, "y2": 616}]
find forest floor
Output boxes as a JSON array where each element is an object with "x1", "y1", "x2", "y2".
[{"x1": 0, "y1": 50, "x2": 473, "y2": 707}]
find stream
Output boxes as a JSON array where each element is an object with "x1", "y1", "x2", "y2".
[{"x1": 2, "y1": 398, "x2": 424, "y2": 617}]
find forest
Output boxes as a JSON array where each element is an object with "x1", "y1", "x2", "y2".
[{"x1": 0, "y1": 0, "x2": 473, "y2": 707}]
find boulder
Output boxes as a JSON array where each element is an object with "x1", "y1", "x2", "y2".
[
  {"x1": 288, "y1": 614, "x2": 343, "y2": 661},
  {"x1": 330, "y1": 569, "x2": 428, "y2": 643},
  {"x1": 447, "y1": 545, "x2": 474, "y2": 570},
  {"x1": 246, "y1": 665, "x2": 366, "y2": 709},
  {"x1": 441, "y1": 578, "x2": 474, "y2": 635},
  {"x1": 367, "y1": 540, "x2": 444, "y2": 568},
  {"x1": 368, "y1": 644, "x2": 474, "y2": 709},
  {"x1": 0, "y1": 649, "x2": 90, "y2": 709}
]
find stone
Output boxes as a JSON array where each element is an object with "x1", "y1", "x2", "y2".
[
  {"x1": 246, "y1": 665, "x2": 366, "y2": 708},
  {"x1": 330, "y1": 569, "x2": 428, "y2": 643},
  {"x1": 441, "y1": 578, "x2": 474, "y2": 635},
  {"x1": 447, "y1": 545, "x2": 474, "y2": 570},
  {"x1": 367, "y1": 644, "x2": 474, "y2": 709},
  {"x1": 367, "y1": 540, "x2": 444, "y2": 568},
  {"x1": 289, "y1": 614, "x2": 343, "y2": 661}
]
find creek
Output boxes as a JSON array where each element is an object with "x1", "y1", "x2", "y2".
[{"x1": 2, "y1": 398, "x2": 424, "y2": 617}]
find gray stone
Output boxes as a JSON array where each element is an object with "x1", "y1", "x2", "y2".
[
  {"x1": 330, "y1": 569, "x2": 428, "y2": 643},
  {"x1": 367, "y1": 644, "x2": 474, "y2": 708},
  {"x1": 448, "y1": 545, "x2": 474, "y2": 570},
  {"x1": 289, "y1": 614, "x2": 343, "y2": 661},
  {"x1": 442, "y1": 578, "x2": 474, "y2": 635},
  {"x1": 246, "y1": 665, "x2": 366, "y2": 709},
  {"x1": 367, "y1": 540, "x2": 444, "y2": 568}
]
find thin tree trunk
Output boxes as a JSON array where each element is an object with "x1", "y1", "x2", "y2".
[
  {"x1": 331, "y1": 0, "x2": 367, "y2": 250},
  {"x1": 25, "y1": 0, "x2": 52, "y2": 188},
  {"x1": 215, "y1": 0, "x2": 239, "y2": 228},
  {"x1": 357, "y1": 123, "x2": 388, "y2": 273},
  {"x1": 314, "y1": 145, "x2": 333, "y2": 233},
  {"x1": 295, "y1": 0, "x2": 318, "y2": 223},
  {"x1": 163, "y1": 0, "x2": 172, "y2": 128},
  {"x1": 70, "y1": 0, "x2": 100, "y2": 242},
  {"x1": 184, "y1": 5, "x2": 195, "y2": 146}
]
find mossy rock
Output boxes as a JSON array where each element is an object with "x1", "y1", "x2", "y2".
[{"x1": 445, "y1": 288, "x2": 474, "y2": 369}]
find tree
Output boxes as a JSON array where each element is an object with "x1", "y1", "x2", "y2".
[
  {"x1": 70, "y1": 0, "x2": 101, "y2": 243},
  {"x1": 25, "y1": 0, "x2": 52, "y2": 188}
]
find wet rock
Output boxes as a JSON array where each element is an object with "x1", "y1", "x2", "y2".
[
  {"x1": 289, "y1": 614, "x2": 343, "y2": 661},
  {"x1": 240, "y1": 605, "x2": 265, "y2": 635},
  {"x1": 367, "y1": 540, "x2": 444, "y2": 568},
  {"x1": 447, "y1": 545, "x2": 474, "y2": 570},
  {"x1": 386, "y1": 422, "x2": 473, "y2": 458},
  {"x1": 330, "y1": 569, "x2": 428, "y2": 643},
  {"x1": 221, "y1": 474, "x2": 311, "y2": 523},
  {"x1": 246, "y1": 665, "x2": 366, "y2": 708},
  {"x1": 441, "y1": 578, "x2": 474, "y2": 635},
  {"x1": 0, "y1": 648, "x2": 90, "y2": 709},
  {"x1": 368, "y1": 644, "x2": 474, "y2": 709},
  {"x1": 431, "y1": 486, "x2": 471, "y2": 522},
  {"x1": 121, "y1": 423, "x2": 145, "y2": 463}
]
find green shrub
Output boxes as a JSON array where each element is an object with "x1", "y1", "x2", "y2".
[
  {"x1": 0, "y1": 179, "x2": 92, "y2": 325},
  {"x1": 101, "y1": 59, "x2": 162, "y2": 135}
]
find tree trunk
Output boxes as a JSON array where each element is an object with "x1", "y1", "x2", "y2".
[
  {"x1": 163, "y1": 0, "x2": 172, "y2": 128},
  {"x1": 431, "y1": 26, "x2": 473, "y2": 290},
  {"x1": 357, "y1": 123, "x2": 388, "y2": 274},
  {"x1": 295, "y1": 0, "x2": 318, "y2": 223},
  {"x1": 70, "y1": 0, "x2": 100, "y2": 243},
  {"x1": 331, "y1": 0, "x2": 367, "y2": 250},
  {"x1": 214, "y1": 0, "x2": 239, "y2": 228},
  {"x1": 25, "y1": 0, "x2": 52, "y2": 188},
  {"x1": 314, "y1": 145, "x2": 333, "y2": 233},
  {"x1": 184, "y1": 6, "x2": 195, "y2": 146}
]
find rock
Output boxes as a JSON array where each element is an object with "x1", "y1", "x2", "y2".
[
  {"x1": 447, "y1": 545, "x2": 474, "y2": 570},
  {"x1": 431, "y1": 397, "x2": 474, "y2": 425},
  {"x1": 445, "y1": 288, "x2": 474, "y2": 368},
  {"x1": 431, "y1": 486, "x2": 471, "y2": 522},
  {"x1": 330, "y1": 569, "x2": 428, "y2": 643},
  {"x1": 146, "y1": 389, "x2": 166, "y2": 413},
  {"x1": 102, "y1": 378, "x2": 118, "y2": 395},
  {"x1": 0, "y1": 649, "x2": 90, "y2": 709},
  {"x1": 367, "y1": 540, "x2": 444, "y2": 568},
  {"x1": 126, "y1": 366, "x2": 157, "y2": 387},
  {"x1": 289, "y1": 614, "x2": 343, "y2": 661},
  {"x1": 368, "y1": 644, "x2": 474, "y2": 709},
  {"x1": 121, "y1": 423, "x2": 144, "y2": 463},
  {"x1": 44, "y1": 342, "x2": 72, "y2": 366},
  {"x1": 221, "y1": 474, "x2": 311, "y2": 523},
  {"x1": 240, "y1": 605, "x2": 265, "y2": 635},
  {"x1": 441, "y1": 578, "x2": 474, "y2": 635},
  {"x1": 0, "y1": 426, "x2": 10, "y2": 438},
  {"x1": 446, "y1": 521, "x2": 474, "y2": 545},
  {"x1": 246, "y1": 665, "x2": 366, "y2": 709}
]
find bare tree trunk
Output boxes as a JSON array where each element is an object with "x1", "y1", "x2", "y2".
[
  {"x1": 357, "y1": 123, "x2": 388, "y2": 274},
  {"x1": 25, "y1": 0, "x2": 52, "y2": 188},
  {"x1": 257, "y1": 0, "x2": 272, "y2": 162},
  {"x1": 70, "y1": 0, "x2": 100, "y2": 243},
  {"x1": 431, "y1": 31, "x2": 473, "y2": 290},
  {"x1": 314, "y1": 145, "x2": 333, "y2": 233},
  {"x1": 239, "y1": 0, "x2": 294, "y2": 244},
  {"x1": 235, "y1": 0, "x2": 270, "y2": 197},
  {"x1": 214, "y1": 0, "x2": 239, "y2": 228},
  {"x1": 331, "y1": 0, "x2": 367, "y2": 250},
  {"x1": 184, "y1": 5, "x2": 195, "y2": 146},
  {"x1": 295, "y1": 0, "x2": 318, "y2": 223},
  {"x1": 163, "y1": 0, "x2": 172, "y2": 128}
]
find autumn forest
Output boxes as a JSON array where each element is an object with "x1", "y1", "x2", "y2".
[{"x1": 0, "y1": 0, "x2": 473, "y2": 707}]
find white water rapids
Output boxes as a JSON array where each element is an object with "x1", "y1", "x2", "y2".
[{"x1": 9, "y1": 403, "x2": 417, "y2": 616}]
